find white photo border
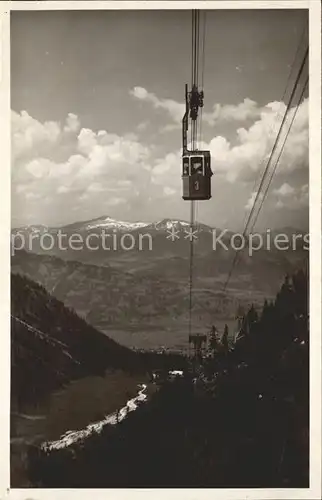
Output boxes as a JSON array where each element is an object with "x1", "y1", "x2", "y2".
[{"x1": 0, "y1": 1, "x2": 320, "y2": 499}]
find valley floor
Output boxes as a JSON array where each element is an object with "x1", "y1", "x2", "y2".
[{"x1": 11, "y1": 369, "x2": 152, "y2": 487}]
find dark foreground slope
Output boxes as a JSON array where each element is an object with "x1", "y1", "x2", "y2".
[
  {"x1": 11, "y1": 272, "x2": 152, "y2": 487},
  {"x1": 11, "y1": 272, "x2": 188, "y2": 487},
  {"x1": 11, "y1": 272, "x2": 142, "y2": 412},
  {"x1": 29, "y1": 269, "x2": 309, "y2": 488}
]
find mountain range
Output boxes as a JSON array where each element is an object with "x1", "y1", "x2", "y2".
[
  {"x1": 11, "y1": 216, "x2": 308, "y2": 350},
  {"x1": 13, "y1": 216, "x2": 205, "y2": 234},
  {"x1": 12, "y1": 215, "x2": 307, "y2": 234},
  {"x1": 12, "y1": 216, "x2": 307, "y2": 271}
]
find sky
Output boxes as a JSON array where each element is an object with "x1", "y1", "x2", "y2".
[{"x1": 11, "y1": 8, "x2": 309, "y2": 230}]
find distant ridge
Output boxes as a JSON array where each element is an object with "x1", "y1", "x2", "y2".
[{"x1": 11, "y1": 215, "x2": 307, "y2": 237}]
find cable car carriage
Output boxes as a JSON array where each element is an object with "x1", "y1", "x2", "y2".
[{"x1": 182, "y1": 150, "x2": 212, "y2": 200}]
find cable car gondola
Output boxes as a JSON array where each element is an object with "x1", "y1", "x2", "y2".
[
  {"x1": 181, "y1": 84, "x2": 213, "y2": 201},
  {"x1": 182, "y1": 150, "x2": 212, "y2": 200}
]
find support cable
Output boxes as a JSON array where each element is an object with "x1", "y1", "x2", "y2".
[
  {"x1": 242, "y1": 25, "x2": 307, "y2": 228},
  {"x1": 223, "y1": 46, "x2": 308, "y2": 292},
  {"x1": 250, "y1": 76, "x2": 308, "y2": 231}
]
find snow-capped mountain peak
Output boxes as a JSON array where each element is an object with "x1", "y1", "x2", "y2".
[
  {"x1": 152, "y1": 218, "x2": 213, "y2": 233},
  {"x1": 85, "y1": 216, "x2": 150, "y2": 232},
  {"x1": 12, "y1": 224, "x2": 49, "y2": 234},
  {"x1": 12, "y1": 216, "x2": 214, "y2": 235},
  {"x1": 153, "y1": 218, "x2": 190, "y2": 230}
]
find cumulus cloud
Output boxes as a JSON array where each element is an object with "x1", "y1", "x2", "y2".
[
  {"x1": 77, "y1": 128, "x2": 98, "y2": 155},
  {"x1": 245, "y1": 191, "x2": 264, "y2": 211},
  {"x1": 299, "y1": 183, "x2": 309, "y2": 206},
  {"x1": 151, "y1": 151, "x2": 181, "y2": 188},
  {"x1": 244, "y1": 180, "x2": 308, "y2": 218},
  {"x1": 130, "y1": 86, "x2": 185, "y2": 125},
  {"x1": 274, "y1": 183, "x2": 308, "y2": 210},
  {"x1": 64, "y1": 113, "x2": 81, "y2": 134},
  {"x1": 76, "y1": 127, "x2": 149, "y2": 181},
  {"x1": 130, "y1": 87, "x2": 308, "y2": 188},
  {"x1": 131, "y1": 87, "x2": 149, "y2": 100},
  {"x1": 273, "y1": 183, "x2": 295, "y2": 197},
  {"x1": 11, "y1": 110, "x2": 85, "y2": 175},
  {"x1": 12, "y1": 110, "x2": 61, "y2": 161},
  {"x1": 205, "y1": 98, "x2": 309, "y2": 183},
  {"x1": 11, "y1": 94, "x2": 308, "y2": 227},
  {"x1": 130, "y1": 87, "x2": 262, "y2": 130},
  {"x1": 203, "y1": 98, "x2": 260, "y2": 125},
  {"x1": 149, "y1": 97, "x2": 308, "y2": 188},
  {"x1": 12, "y1": 110, "x2": 153, "y2": 225}
]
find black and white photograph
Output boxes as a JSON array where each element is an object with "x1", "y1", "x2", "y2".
[{"x1": 3, "y1": 1, "x2": 321, "y2": 496}]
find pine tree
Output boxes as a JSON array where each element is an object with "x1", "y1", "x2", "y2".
[
  {"x1": 246, "y1": 304, "x2": 258, "y2": 334},
  {"x1": 222, "y1": 324, "x2": 229, "y2": 352},
  {"x1": 261, "y1": 299, "x2": 269, "y2": 321},
  {"x1": 209, "y1": 325, "x2": 219, "y2": 355}
]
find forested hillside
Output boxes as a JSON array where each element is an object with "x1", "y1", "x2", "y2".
[
  {"x1": 28, "y1": 269, "x2": 309, "y2": 488},
  {"x1": 11, "y1": 273, "x2": 140, "y2": 411}
]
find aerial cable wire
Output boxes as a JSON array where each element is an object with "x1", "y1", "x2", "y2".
[
  {"x1": 241, "y1": 24, "x2": 308, "y2": 229},
  {"x1": 188, "y1": 9, "x2": 201, "y2": 340},
  {"x1": 250, "y1": 76, "x2": 308, "y2": 231},
  {"x1": 223, "y1": 46, "x2": 308, "y2": 292},
  {"x1": 199, "y1": 11, "x2": 207, "y2": 148},
  {"x1": 200, "y1": 11, "x2": 206, "y2": 91},
  {"x1": 191, "y1": 10, "x2": 195, "y2": 89},
  {"x1": 188, "y1": 10, "x2": 208, "y2": 341},
  {"x1": 188, "y1": 200, "x2": 195, "y2": 338},
  {"x1": 189, "y1": 10, "x2": 196, "y2": 340},
  {"x1": 191, "y1": 10, "x2": 200, "y2": 341},
  {"x1": 194, "y1": 11, "x2": 206, "y2": 315},
  {"x1": 242, "y1": 46, "x2": 308, "y2": 236},
  {"x1": 196, "y1": 10, "x2": 200, "y2": 87}
]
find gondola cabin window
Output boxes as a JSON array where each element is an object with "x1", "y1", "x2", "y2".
[
  {"x1": 183, "y1": 157, "x2": 190, "y2": 176},
  {"x1": 191, "y1": 156, "x2": 204, "y2": 175}
]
